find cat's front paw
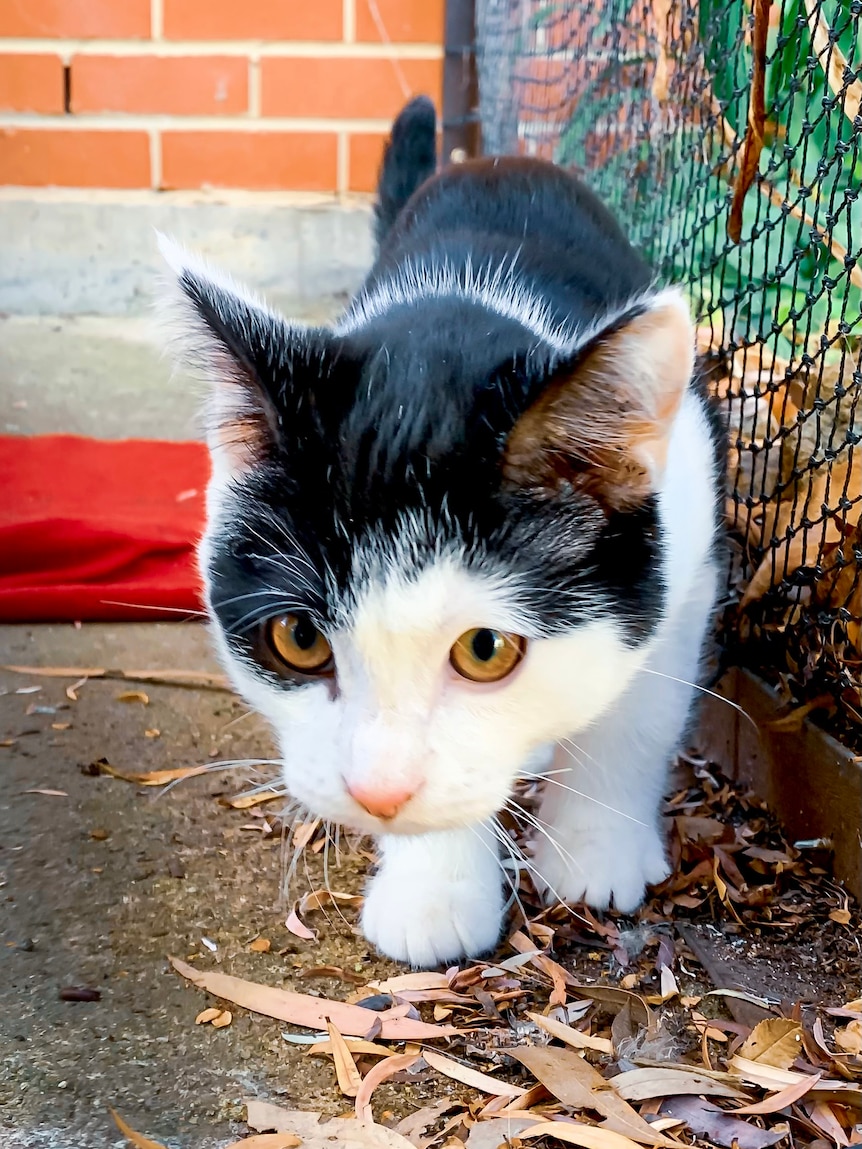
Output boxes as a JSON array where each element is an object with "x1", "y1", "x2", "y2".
[
  {"x1": 532, "y1": 823, "x2": 669, "y2": 913},
  {"x1": 361, "y1": 864, "x2": 503, "y2": 968}
]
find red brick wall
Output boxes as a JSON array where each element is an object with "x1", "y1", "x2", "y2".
[{"x1": 0, "y1": 0, "x2": 444, "y2": 192}]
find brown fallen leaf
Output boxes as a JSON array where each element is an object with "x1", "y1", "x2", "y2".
[
  {"x1": 464, "y1": 1116, "x2": 538, "y2": 1147},
  {"x1": 728, "y1": 1057, "x2": 862, "y2": 1104},
  {"x1": 510, "y1": 1046, "x2": 678, "y2": 1148},
  {"x1": 92, "y1": 760, "x2": 211, "y2": 786},
  {"x1": 109, "y1": 1109, "x2": 169, "y2": 1149},
  {"x1": 222, "y1": 791, "x2": 283, "y2": 809},
  {"x1": 727, "y1": 0, "x2": 769, "y2": 241},
  {"x1": 285, "y1": 909, "x2": 317, "y2": 942},
  {"x1": 66, "y1": 676, "x2": 88, "y2": 701},
  {"x1": 307, "y1": 1038, "x2": 395, "y2": 1059},
  {"x1": 834, "y1": 1020, "x2": 862, "y2": 1055},
  {"x1": 116, "y1": 690, "x2": 149, "y2": 705},
  {"x1": 195, "y1": 1008, "x2": 222, "y2": 1024},
  {"x1": 248, "y1": 937, "x2": 272, "y2": 953},
  {"x1": 526, "y1": 1010, "x2": 613, "y2": 1054},
  {"x1": 169, "y1": 956, "x2": 456, "y2": 1041},
  {"x1": 517, "y1": 1122, "x2": 641, "y2": 1149},
  {"x1": 738, "y1": 1018, "x2": 804, "y2": 1069},
  {"x1": 327, "y1": 1021, "x2": 363, "y2": 1098},
  {"x1": 829, "y1": 907, "x2": 853, "y2": 926},
  {"x1": 732, "y1": 1071, "x2": 822, "y2": 1114},
  {"x1": 211, "y1": 1009, "x2": 232, "y2": 1028},
  {"x1": 422, "y1": 1048, "x2": 526, "y2": 1098},
  {"x1": 366, "y1": 971, "x2": 449, "y2": 994},
  {"x1": 610, "y1": 1066, "x2": 749, "y2": 1102},
  {"x1": 244, "y1": 1102, "x2": 417, "y2": 1148},
  {"x1": 300, "y1": 888, "x2": 363, "y2": 913},
  {"x1": 354, "y1": 1053, "x2": 420, "y2": 1123}
]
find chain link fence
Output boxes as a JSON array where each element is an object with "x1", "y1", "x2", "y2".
[{"x1": 474, "y1": 0, "x2": 862, "y2": 743}]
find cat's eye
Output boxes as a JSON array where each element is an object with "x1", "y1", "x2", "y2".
[
  {"x1": 449, "y1": 628, "x2": 526, "y2": 683},
  {"x1": 265, "y1": 613, "x2": 334, "y2": 674}
]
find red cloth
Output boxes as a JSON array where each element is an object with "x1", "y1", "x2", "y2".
[{"x1": 0, "y1": 435, "x2": 210, "y2": 622}]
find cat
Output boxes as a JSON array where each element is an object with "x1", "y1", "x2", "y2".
[{"x1": 160, "y1": 96, "x2": 724, "y2": 968}]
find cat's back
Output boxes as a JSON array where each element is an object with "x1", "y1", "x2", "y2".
[{"x1": 369, "y1": 155, "x2": 652, "y2": 323}]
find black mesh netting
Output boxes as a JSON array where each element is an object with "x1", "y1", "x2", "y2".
[{"x1": 475, "y1": 0, "x2": 862, "y2": 744}]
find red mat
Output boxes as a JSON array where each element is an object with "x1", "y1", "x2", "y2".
[{"x1": 0, "y1": 436, "x2": 209, "y2": 622}]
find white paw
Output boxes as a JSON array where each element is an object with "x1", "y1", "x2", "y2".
[
  {"x1": 360, "y1": 862, "x2": 503, "y2": 968},
  {"x1": 532, "y1": 822, "x2": 669, "y2": 913}
]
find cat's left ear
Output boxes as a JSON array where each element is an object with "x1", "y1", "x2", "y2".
[
  {"x1": 157, "y1": 233, "x2": 335, "y2": 479},
  {"x1": 503, "y1": 289, "x2": 695, "y2": 512}
]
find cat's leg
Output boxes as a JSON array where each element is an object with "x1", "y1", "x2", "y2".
[
  {"x1": 360, "y1": 822, "x2": 503, "y2": 967},
  {"x1": 532, "y1": 585, "x2": 715, "y2": 912}
]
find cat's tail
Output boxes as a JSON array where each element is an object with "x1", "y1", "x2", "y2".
[{"x1": 374, "y1": 95, "x2": 437, "y2": 249}]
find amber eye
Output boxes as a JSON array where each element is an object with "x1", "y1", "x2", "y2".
[
  {"x1": 449, "y1": 628, "x2": 526, "y2": 683},
  {"x1": 265, "y1": 613, "x2": 333, "y2": 674}
]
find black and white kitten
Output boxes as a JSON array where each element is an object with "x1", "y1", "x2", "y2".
[{"x1": 160, "y1": 97, "x2": 723, "y2": 968}]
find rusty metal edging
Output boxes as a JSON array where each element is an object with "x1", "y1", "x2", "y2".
[
  {"x1": 442, "y1": 0, "x2": 481, "y2": 161},
  {"x1": 696, "y1": 667, "x2": 862, "y2": 902}
]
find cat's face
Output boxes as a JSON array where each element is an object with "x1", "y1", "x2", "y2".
[{"x1": 162, "y1": 237, "x2": 694, "y2": 836}]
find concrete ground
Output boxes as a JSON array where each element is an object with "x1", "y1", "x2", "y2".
[{"x1": 0, "y1": 190, "x2": 399, "y2": 1148}]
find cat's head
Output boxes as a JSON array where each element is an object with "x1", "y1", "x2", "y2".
[{"x1": 160, "y1": 237, "x2": 694, "y2": 835}]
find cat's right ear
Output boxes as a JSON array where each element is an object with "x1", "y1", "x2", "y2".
[{"x1": 157, "y1": 233, "x2": 329, "y2": 480}]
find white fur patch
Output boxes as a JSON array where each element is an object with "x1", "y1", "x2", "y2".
[{"x1": 335, "y1": 252, "x2": 667, "y2": 359}]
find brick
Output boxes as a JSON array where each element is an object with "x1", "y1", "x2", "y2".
[
  {"x1": 0, "y1": 129, "x2": 150, "y2": 188},
  {"x1": 261, "y1": 57, "x2": 442, "y2": 120},
  {"x1": 0, "y1": 0, "x2": 150, "y2": 38},
  {"x1": 161, "y1": 131, "x2": 338, "y2": 191},
  {"x1": 348, "y1": 132, "x2": 387, "y2": 193},
  {"x1": 72, "y1": 56, "x2": 248, "y2": 116},
  {"x1": 164, "y1": 0, "x2": 341, "y2": 41},
  {"x1": 355, "y1": 0, "x2": 444, "y2": 43},
  {"x1": 0, "y1": 54, "x2": 65, "y2": 114}
]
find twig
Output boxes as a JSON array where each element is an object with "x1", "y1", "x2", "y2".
[{"x1": 2, "y1": 665, "x2": 232, "y2": 693}]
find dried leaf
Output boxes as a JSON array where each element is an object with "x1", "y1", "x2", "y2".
[
  {"x1": 248, "y1": 938, "x2": 272, "y2": 953},
  {"x1": 354, "y1": 1054, "x2": 420, "y2": 1123},
  {"x1": 732, "y1": 1071, "x2": 822, "y2": 1114},
  {"x1": 327, "y1": 1021, "x2": 363, "y2": 1098},
  {"x1": 517, "y1": 1122, "x2": 641, "y2": 1149},
  {"x1": 92, "y1": 760, "x2": 211, "y2": 786},
  {"x1": 660, "y1": 1096, "x2": 786, "y2": 1149},
  {"x1": 367, "y1": 971, "x2": 449, "y2": 994},
  {"x1": 829, "y1": 908, "x2": 853, "y2": 926},
  {"x1": 422, "y1": 1049, "x2": 526, "y2": 1098},
  {"x1": 222, "y1": 791, "x2": 283, "y2": 810},
  {"x1": 244, "y1": 1102, "x2": 418, "y2": 1147},
  {"x1": 300, "y1": 888, "x2": 363, "y2": 913},
  {"x1": 211, "y1": 1009, "x2": 232, "y2": 1028},
  {"x1": 285, "y1": 910, "x2": 317, "y2": 942},
  {"x1": 116, "y1": 691, "x2": 149, "y2": 705},
  {"x1": 526, "y1": 1010, "x2": 613, "y2": 1054},
  {"x1": 169, "y1": 956, "x2": 456, "y2": 1041},
  {"x1": 567, "y1": 983, "x2": 654, "y2": 1031},
  {"x1": 109, "y1": 1109, "x2": 169, "y2": 1149},
  {"x1": 22, "y1": 788, "x2": 68, "y2": 797},
  {"x1": 808, "y1": 1100, "x2": 852, "y2": 1145},
  {"x1": 834, "y1": 1020, "x2": 862, "y2": 1055},
  {"x1": 738, "y1": 1019, "x2": 804, "y2": 1069},
  {"x1": 195, "y1": 1008, "x2": 221, "y2": 1024},
  {"x1": 610, "y1": 1067, "x2": 749, "y2": 1102},
  {"x1": 728, "y1": 1056, "x2": 862, "y2": 1104},
  {"x1": 510, "y1": 1046, "x2": 678, "y2": 1148},
  {"x1": 307, "y1": 1038, "x2": 394, "y2": 1059},
  {"x1": 727, "y1": 0, "x2": 769, "y2": 241},
  {"x1": 464, "y1": 1117, "x2": 539, "y2": 1148}
]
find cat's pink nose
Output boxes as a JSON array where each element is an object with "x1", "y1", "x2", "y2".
[{"x1": 346, "y1": 782, "x2": 416, "y2": 820}]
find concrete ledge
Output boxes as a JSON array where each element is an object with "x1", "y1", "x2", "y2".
[{"x1": 0, "y1": 190, "x2": 375, "y2": 317}]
